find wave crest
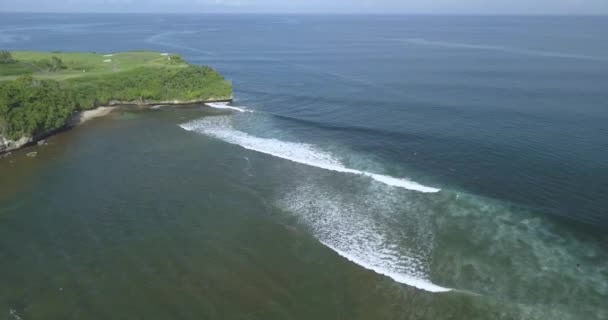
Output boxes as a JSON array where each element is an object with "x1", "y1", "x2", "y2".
[
  {"x1": 277, "y1": 183, "x2": 451, "y2": 293},
  {"x1": 206, "y1": 102, "x2": 254, "y2": 113},
  {"x1": 179, "y1": 116, "x2": 439, "y2": 193}
]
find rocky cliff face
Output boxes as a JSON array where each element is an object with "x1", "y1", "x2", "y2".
[{"x1": 0, "y1": 135, "x2": 32, "y2": 154}]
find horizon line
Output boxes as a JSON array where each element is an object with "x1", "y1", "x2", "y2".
[{"x1": 1, "y1": 11, "x2": 608, "y2": 16}]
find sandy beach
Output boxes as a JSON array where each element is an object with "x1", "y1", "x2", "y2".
[{"x1": 70, "y1": 106, "x2": 117, "y2": 125}]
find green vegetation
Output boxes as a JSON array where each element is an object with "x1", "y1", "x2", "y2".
[
  {"x1": 0, "y1": 50, "x2": 194, "y2": 80},
  {"x1": 0, "y1": 51, "x2": 15, "y2": 64},
  {"x1": 0, "y1": 50, "x2": 232, "y2": 140}
]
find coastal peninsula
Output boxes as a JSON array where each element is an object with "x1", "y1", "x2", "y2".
[{"x1": 0, "y1": 50, "x2": 232, "y2": 153}]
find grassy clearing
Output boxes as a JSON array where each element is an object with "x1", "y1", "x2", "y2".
[{"x1": 1, "y1": 50, "x2": 187, "y2": 80}]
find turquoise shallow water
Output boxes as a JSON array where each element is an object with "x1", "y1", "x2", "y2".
[{"x1": 1, "y1": 14, "x2": 607, "y2": 319}]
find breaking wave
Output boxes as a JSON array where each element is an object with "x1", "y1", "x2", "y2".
[
  {"x1": 206, "y1": 102, "x2": 253, "y2": 113},
  {"x1": 277, "y1": 183, "x2": 450, "y2": 292},
  {"x1": 179, "y1": 115, "x2": 450, "y2": 292},
  {"x1": 179, "y1": 116, "x2": 439, "y2": 193}
]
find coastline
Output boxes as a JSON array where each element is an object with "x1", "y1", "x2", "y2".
[
  {"x1": 0, "y1": 97, "x2": 233, "y2": 155},
  {"x1": 70, "y1": 106, "x2": 118, "y2": 126},
  {"x1": 1, "y1": 50, "x2": 233, "y2": 156}
]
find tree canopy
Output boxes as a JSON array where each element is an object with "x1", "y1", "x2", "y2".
[
  {"x1": 0, "y1": 65, "x2": 231, "y2": 140},
  {"x1": 0, "y1": 51, "x2": 15, "y2": 64}
]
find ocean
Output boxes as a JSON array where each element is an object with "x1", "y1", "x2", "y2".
[{"x1": 0, "y1": 13, "x2": 607, "y2": 319}]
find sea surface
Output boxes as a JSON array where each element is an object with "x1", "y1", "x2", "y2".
[{"x1": 1, "y1": 13, "x2": 607, "y2": 319}]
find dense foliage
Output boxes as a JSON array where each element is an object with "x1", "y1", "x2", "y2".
[
  {"x1": 0, "y1": 76, "x2": 73, "y2": 139},
  {"x1": 0, "y1": 65, "x2": 231, "y2": 139},
  {"x1": 41, "y1": 56, "x2": 65, "y2": 72},
  {"x1": 0, "y1": 50, "x2": 15, "y2": 64}
]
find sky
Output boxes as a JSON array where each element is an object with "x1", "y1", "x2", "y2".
[{"x1": 1, "y1": 0, "x2": 608, "y2": 14}]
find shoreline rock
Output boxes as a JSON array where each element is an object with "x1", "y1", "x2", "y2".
[{"x1": 0, "y1": 136, "x2": 33, "y2": 154}]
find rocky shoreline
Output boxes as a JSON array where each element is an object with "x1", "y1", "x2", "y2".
[{"x1": 0, "y1": 97, "x2": 232, "y2": 155}]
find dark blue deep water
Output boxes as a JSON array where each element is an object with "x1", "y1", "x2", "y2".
[{"x1": 1, "y1": 13, "x2": 607, "y2": 319}]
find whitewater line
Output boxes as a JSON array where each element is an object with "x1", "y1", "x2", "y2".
[
  {"x1": 326, "y1": 242, "x2": 451, "y2": 292},
  {"x1": 206, "y1": 102, "x2": 253, "y2": 113},
  {"x1": 278, "y1": 184, "x2": 450, "y2": 293},
  {"x1": 239, "y1": 147, "x2": 440, "y2": 193},
  {"x1": 179, "y1": 117, "x2": 440, "y2": 193}
]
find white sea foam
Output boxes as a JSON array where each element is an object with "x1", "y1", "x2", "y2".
[
  {"x1": 9, "y1": 309, "x2": 22, "y2": 320},
  {"x1": 327, "y1": 244, "x2": 451, "y2": 292},
  {"x1": 206, "y1": 102, "x2": 253, "y2": 113},
  {"x1": 179, "y1": 116, "x2": 439, "y2": 193},
  {"x1": 277, "y1": 184, "x2": 451, "y2": 293},
  {"x1": 180, "y1": 116, "x2": 448, "y2": 292}
]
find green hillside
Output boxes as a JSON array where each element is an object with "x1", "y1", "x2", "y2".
[{"x1": 0, "y1": 50, "x2": 232, "y2": 141}]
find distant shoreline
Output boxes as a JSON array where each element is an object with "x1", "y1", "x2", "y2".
[{"x1": 74, "y1": 96, "x2": 234, "y2": 125}]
